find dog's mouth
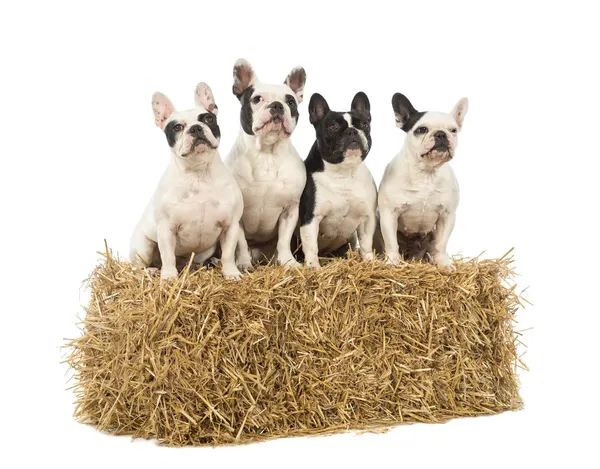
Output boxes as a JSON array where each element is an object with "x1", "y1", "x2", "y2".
[
  {"x1": 255, "y1": 117, "x2": 290, "y2": 136},
  {"x1": 346, "y1": 141, "x2": 362, "y2": 151},
  {"x1": 181, "y1": 138, "x2": 215, "y2": 157}
]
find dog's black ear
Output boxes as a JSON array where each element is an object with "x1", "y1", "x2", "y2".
[
  {"x1": 392, "y1": 93, "x2": 419, "y2": 131},
  {"x1": 351, "y1": 91, "x2": 371, "y2": 122},
  {"x1": 232, "y1": 59, "x2": 257, "y2": 100},
  {"x1": 309, "y1": 93, "x2": 330, "y2": 126}
]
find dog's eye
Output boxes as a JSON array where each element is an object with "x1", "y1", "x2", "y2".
[
  {"x1": 450, "y1": 128, "x2": 457, "y2": 134},
  {"x1": 205, "y1": 115, "x2": 214, "y2": 124},
  {"x1": 173, "y1": 124, "x2": 183, "y2": 131},
  {"x1": 252, "y1": 96, "x2": 262, "y2": 104},
  {"x1": 361, "y1": 121, "x2": 370, "y2": 130},
  {"x1": 287, "y1": 98, "x2": 296, "y2": 107},
  {"x1": 415, "y1": 126, "x2": 428, "y2": 135},
  {"x1": 328, "y1": 122, "x2": 340, "y2": 132}
]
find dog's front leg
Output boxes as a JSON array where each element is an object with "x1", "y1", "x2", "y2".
[
  {"x1": 235, "y1": 221, "x2": 253, "y2": 271},
  {"x1": 357, "y1": 212, "x2": 376, "y2": 261},
  {"x1": 157, "y1": 224, "x2": 178, "y2": 280},
  {"x1": 432, "y1": 211, "x2": 456, "y2": 270},
  {"x1": 299, "y1": 218, "x2": 321, "y2": 269},
  {"x1": 277, "y1": 204, "x2": 301, "y2": 268},
  {"x1": 379, "y1": 206, "x2": 401, "y2": 265},
  {"x1": 220, "y1": 223, "x2": 243, "y2": 280}
]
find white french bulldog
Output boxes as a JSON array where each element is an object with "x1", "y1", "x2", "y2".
[
  {"x1": 130, "y1": 83, "x2": 247, "y2": 280},
  {"x1": 226, "y1": 59, "x2": 307, "y2": 268},
  {"x1": 377, "y1": 93, "x2": 468, "y2": 269}
]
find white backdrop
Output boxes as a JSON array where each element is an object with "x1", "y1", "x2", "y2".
[{"x1": 1, "y1": 1, "x2": 598, "y2": 467}]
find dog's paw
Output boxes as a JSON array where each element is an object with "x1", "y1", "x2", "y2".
[
  {"x1": 278, "y1": 257, "x2": 301, "y2": 269},
  {"x1": 161, "y1": 267, "x2": 178, "y2": 281},
  {"x1": 385, "y1": 253, "x2": 401, "y2": 266},
  {"x1": 238, "y1": 262, "x2": 255, "y2": 273},
  {"x1": 435, "y1": 255, "x2": 456, "y2": 272},
  {"x1": 223, "y1": 267, "x2": 243, "y2": 280}
]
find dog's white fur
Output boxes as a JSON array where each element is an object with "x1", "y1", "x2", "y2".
[
  {"x1": 301, "y1": 114, "x2": 377, "y2": 270},
  {"x1": 378, "y1": 98, "x2": 468, "y2": 268},
  {"x1": 226, "y1": 59, "x2": 306, "y2": 267},
  {"x1": 130, "y1": 83, "x2": 246, "y2": 280}
]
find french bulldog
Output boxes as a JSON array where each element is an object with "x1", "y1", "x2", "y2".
[
  {"x1": 377, "y1": 93, "x2": 468, "y2": 269},
  {"x1": 299, "y1": 92, "x2": 377, "y2": 269},
  {"x1": 130, "y1": 83, "x2": 247, "y2": 280},
  {"x1": 226, "y1": 59, "x2": 307, "y2": 268}
]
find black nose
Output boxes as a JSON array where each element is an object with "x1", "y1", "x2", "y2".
[
  {"x1": 347, "y1": 127, "x2": 358, "y2": 136},
  {"x1": 268, "y1": 102, "x2": 284, "y2": 115},
  {"x1": 188, "y1": 124, "x2": 203, "y2": 135},
  {"x1": 434, "y1": 130, "x2": 448, "y2": 141}
]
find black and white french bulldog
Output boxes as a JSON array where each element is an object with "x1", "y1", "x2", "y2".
[
  {"x1": 299, "y1": 92, "x2": 377, "y2": 269},
  {"x1": 377, "y1": 93, "x2": 468, "y2": 269},
  {"x1": 226, "y1": 59, "x2": 307, "y2": 268},
  {"x1": 130, "y1": 83, "x2": 247, "y2": 280}
]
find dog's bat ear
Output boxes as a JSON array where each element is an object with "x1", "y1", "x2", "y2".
[
  {"x1": 351, "y1": 92, "x2": 371, "y2": 122},
  {"x1": 451, "y1": 97, "x2": 469, "y2": 130},
  {"x1": 232, "y1": 59, "x2": 257, "y2": 100},
  {"x1": 391, "y1": 93, "x2": 418, "y2": 132},
  {"x1": 195, "y1": 82, "x2": 218, "y2": 115},
  {"x1": 309, "y1": 93, "x2": 330, "y2": 126},
  {"x1": 152, "y1": 92, "x2": 175, "y2": 130},
  {"x1": 284, "y1": 66, "x2": 306, "y2": 104}
]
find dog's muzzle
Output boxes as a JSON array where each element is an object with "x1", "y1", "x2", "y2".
[{"x1": 267, "y1": 102, "x2": 285, "y2": 123}]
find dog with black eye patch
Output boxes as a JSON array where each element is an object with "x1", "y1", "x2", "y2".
[
  {"x1": 377, "y1": 93, "x2": 468, "y2": 270},
  {"x1": 129, "y1": 82, "x2": 247, "y2": 280},
  {"x1": 226, "y1": 59, "x2": 307, "y2": 269},
  {"x1": 299, "y1": 92, "x2": 377, "y2": 269}
]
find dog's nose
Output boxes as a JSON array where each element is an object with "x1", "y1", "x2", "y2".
[
  {"x1": 188, "y1": 125, "x2": 202, "y2": 135},
  {"x1": 347, "y1": 127, "x2": 358, "y2": 136},
  {"x1": 268, "y1": 102, "x2": 284, "y2": 115},
  {"x1": 434, "y1": 130, "x2": 448, "y2": 141}
]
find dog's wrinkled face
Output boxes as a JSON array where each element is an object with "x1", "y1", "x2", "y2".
[
  {"x1": 232, "y1": 59, "x2": 306, "y2": 145},
  {"x1": 309, "y1": 92, "x2": 372, "y2": 167},
  {"x1": 152, "y1": 82, "x2": 220, "y2": 159},
  {"x1": 392, "y1": 93, "x2": 469, "y2": 168}
]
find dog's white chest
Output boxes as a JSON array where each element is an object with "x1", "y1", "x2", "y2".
[
  {"x1": 396, "y1": 176, "x2": 456, "y2": 235},
  {"x1": 235, "y1": 151, "x2": 305, "y2": 243},
  {"x1": 159, "y1": 181, "x2": 235, "y2": 255},
  {"x1": 313, "y1": 166, "x2": 376, "y2": 249}
]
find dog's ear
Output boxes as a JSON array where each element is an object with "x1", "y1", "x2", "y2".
[
  {"x1": 451, "y1": 97, "x2": 469, "y2": 130},
  {"x1": 284, "y1": 66, "x2": 307, "y2": 104},
  {"x1": 309, "y1": 93, "x2": 330, "y2": 126},
  {"x1": 152, "y1": 92, "x2": 175, "y2": 130},
  {"x1": 194, "y1": 82, "x2": 218, "y2": 115},
  {"x1": 232, "y1": 59, "x2": 257, "y2": 100},
  {"x1": 391, "y1": 93, "x2": 418, "y2": 132},
  {"x1": 351, "y1": 91, "x2": 371, "y2": 122}
]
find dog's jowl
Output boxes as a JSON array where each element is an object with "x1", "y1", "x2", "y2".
[
  {"x1": 377, "y1": 93, "x2": 468, "y2": 269},
  {"x1": 129, "y1": 83, "x2": 247, "y2": 280},
  {"x1": 299, "y1": 92, "x2": 377, "y2": 269},
  {"x1": 226, "y1": 59, "x2": 307, "y2": 268}
]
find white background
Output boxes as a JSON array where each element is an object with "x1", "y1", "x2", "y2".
[{"x1": 1, "y1": 1, "x2": 598, "y2": 467}]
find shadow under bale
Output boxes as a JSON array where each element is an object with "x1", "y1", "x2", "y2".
[{"x1": 66, "y1": 249, "x2": 524, "y2": 446}]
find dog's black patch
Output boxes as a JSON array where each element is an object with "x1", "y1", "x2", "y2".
[
  {"x1": 392, "y1": 93, "x2": 426, "y2": 132},
  {"x1": 164, "y1": 120, "x2": 182, "y2": 147},
  {"x1": 404, "y1": 111, "x2": 427, "y2": 132},
  {"x1": 198, "y1": 111, "x2": 220, "y2": 139},
  {"x1": 299, "y1": 141, "x2": 324, "y2": 226},
  {"x1": 239, "y1": 86, "x2": 255, "y2": 135},
  {"x1": 396, "y1": 230, "x2": 436, "y2": 261},
  {"x1": 285, "y1": 93, "x2": 299, "y2": 123}
]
